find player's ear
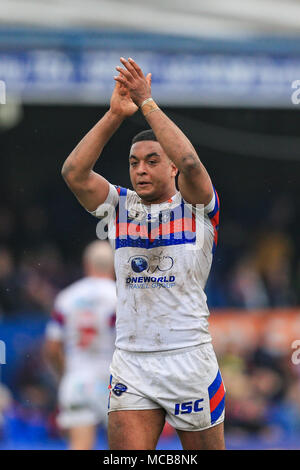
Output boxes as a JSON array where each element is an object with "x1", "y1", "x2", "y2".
[
  {"x1": 168, "y1": 159, "x2": 178, "y2": 177},
  {"x1": 172, "y1": 165, "x2": 178, "y2": 177}
]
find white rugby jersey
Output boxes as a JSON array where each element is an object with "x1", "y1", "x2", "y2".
[
  {"x1": 91, "y1": 184, "x2": 220, "y2": 352},
  {"x1": 45, "y1": 277, "x2": 117, "y2": 374}
]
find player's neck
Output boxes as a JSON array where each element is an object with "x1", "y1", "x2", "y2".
[{"x1": 140, "y1": 188, "x2": 178, "y2": 206}]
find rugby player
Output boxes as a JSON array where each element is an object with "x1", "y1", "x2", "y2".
[
  {"x1": 45, "y1": 241, "x2": 116, "y2": 450},
  {"x1": 61, "y1": 57, "x2": 225, "y2": 450}
]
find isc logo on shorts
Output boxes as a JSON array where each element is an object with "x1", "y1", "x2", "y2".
[{"x1": 174, "y1": 399, "x2": 203, "y2": 415}]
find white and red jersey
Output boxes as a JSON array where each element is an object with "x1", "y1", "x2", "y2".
[
  {"x1": 45, "y1": 277, "x2": 117, "y2": 374},
  {"x1": 91, "y1": 184, "x2": 220, "y2": 352}
]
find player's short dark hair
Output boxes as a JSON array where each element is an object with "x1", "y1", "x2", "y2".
[{"x1": 131, "y1": 129, "x2": 158, "y2": 145}]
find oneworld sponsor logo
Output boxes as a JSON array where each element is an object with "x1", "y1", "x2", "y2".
[
  {"x1": 129, "y1": 254, "x2": 174, "y2": 274},
  {"x1": 126, "y1": 275, "x2": 176, "y2": 289},
  {"x1": 126, "y1": 253, "x2": 176, "y2": 288}
]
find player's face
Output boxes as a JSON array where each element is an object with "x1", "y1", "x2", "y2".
[{"x1": 129, "y1": 141, "x2": 177, "y2": 203}]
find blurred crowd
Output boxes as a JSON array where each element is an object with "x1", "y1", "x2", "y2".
[
  {"x1": 0, "y1": 204, "x2": 81, "y2": 318},
  {"x1": 219, "y1": 335, "x2": 300, "y2": 443},
  {"x1": 206, "y1": 192, "x2": 300, "y2": 309}
]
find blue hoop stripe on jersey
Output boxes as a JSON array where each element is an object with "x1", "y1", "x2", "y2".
[
  {"x1": 116, "y1": 233, "x2": 196, "y2": 249},
  {"x1": 114, "y1": 187, "x2": 197, "y2": 250}
]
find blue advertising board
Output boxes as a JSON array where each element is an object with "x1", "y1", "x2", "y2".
[{"x1": 0, "y1": 37, "x2": 299, "y2": 107}]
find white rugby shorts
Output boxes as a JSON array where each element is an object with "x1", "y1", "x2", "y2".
[
  {"x1": 108, "y1": 342, "x2": 225, "y2": 431},
  {"x1": 57, "y1": 370, "x2": 110, "y2": 429}
]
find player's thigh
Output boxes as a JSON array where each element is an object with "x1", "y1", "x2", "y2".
[
  {"x1": 69, "y1": 424, "x2": 96, "y2": 450},
  {"x1": 176, "y1": 422, "x2": 225, "y2": 450},
  {"x1": 108, "y1": 409, "x2": 166, "y2": 450}
]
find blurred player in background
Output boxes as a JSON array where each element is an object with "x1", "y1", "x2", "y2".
[
  {"x1": 61, "y1": 58, "x2": 225, "y2": 450},
  {"x1": 44, "y1": 240, "x2": 116, "y2": 450}
]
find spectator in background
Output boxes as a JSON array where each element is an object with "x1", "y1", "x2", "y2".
[
  {"x1": 0, "y1": 243, "x2": 68, "y2": 317},
  {"x1": 268, "y1": 380, "x2": 300, "y2": 437},
  {"x1": 44, "y1": 241, "x2": 116, "y2": 450},
  {"x1": 18, "y1": 244, "x2": 71, "y2": 314},
  {"x1": 226, "y1": 231, "x2": 295, "y2": 310},
  {"x1": 227, "y1": 255, "x2": 269, "y2": 309},
  {"x1": 254, "y1": 232, "x2": 295, "y2": 307}
]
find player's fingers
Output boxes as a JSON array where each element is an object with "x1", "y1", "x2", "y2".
[
  {"x1": 114, "y1": 75, "x2": 129, "y2": 87},
  {"x1": 146, "y1": 73, "x2": 152, "y2": 87},
  {"x1": 120, "y1": 57, "x2": 138, "y2": 78},
  {"x1": 113, "y1": 72, "x2": 124, "y2": 89},
  {"x1": 128, "y1": 58, "x2": 144, "y2": 77},
  {"x1": 116, "y1": 66, "x2": 133, "y2": 82},
  {"x1": 115, "y1": 71, "x2": 126, "y2": 89}
]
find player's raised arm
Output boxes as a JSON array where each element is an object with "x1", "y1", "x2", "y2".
[
  {"x1": 61, "y1": 80, "x2": 143, "y2": 211},
  {"x1": 114, "y1": 57, "x2": 213, "y2": 206}
]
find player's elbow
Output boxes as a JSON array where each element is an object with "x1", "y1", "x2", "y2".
[
  {"x1": 61, "y1": 160, "x2": 74, "y2": 182},
  {"x1": 180, "y1": 154, "x2": 202, "y2": 177},
  {"x1": 61, "y1": 160, "x2": 84, "y2": 191}
]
